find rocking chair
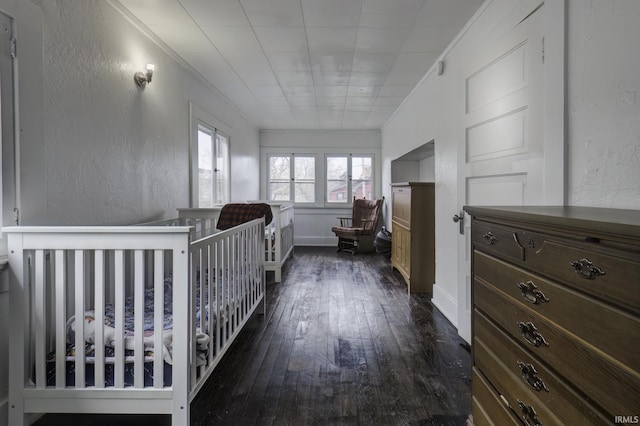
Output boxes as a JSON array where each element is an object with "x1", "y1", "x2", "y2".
[{"x1": 331, "y1": 197, "x2": 384, "y2": 254}]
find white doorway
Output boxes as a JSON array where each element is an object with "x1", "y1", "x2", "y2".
[{"x1": 456, "y1": 0, "x2": 566, "y2": 343}]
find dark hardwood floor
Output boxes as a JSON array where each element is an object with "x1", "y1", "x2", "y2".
[{"x1": 34, "y1": 247, "x2": 471, "y2": 426}]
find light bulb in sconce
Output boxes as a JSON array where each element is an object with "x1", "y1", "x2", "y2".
[{"x1": 134, "y1": 63, "x2": 155, "y2": 88}]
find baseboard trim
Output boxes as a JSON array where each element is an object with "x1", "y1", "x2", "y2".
[{"x1": 432, "y1": 284, "x2": 458, "y2": 329}]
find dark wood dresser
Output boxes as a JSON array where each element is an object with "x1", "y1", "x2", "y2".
[{"x1": 464, "y1": 206, "x2": 640, "y2": 425}]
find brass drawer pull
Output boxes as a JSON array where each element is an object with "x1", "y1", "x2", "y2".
[
  {"x1": 517, "y1": 361, "x2": 550, "y2": 392},
  {"x1": 517, "y1": 321, "x2": 549, "y2": 347},
  {"x1": 483, "y1": 232, "x2": 498, "y2": 245},
  {"x1": 570, "y1": 258, "x2": 605, "y2": 279},
  {"x1": 518, "y1": 400, "x2": 543, "y2": 426},
  {"x1": 517, "y1": 281, "x2": 549, "y2": 305}
]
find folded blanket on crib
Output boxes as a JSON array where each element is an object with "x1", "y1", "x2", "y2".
[
  {"x1": 63, "y1": 276, "x2": 213, "y2": 366},
  {"x1": 216, "y1": 203, "x2": 273, "y2": 230}
]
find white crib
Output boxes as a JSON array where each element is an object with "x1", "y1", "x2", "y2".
[
  {"x1": 178, "y1": 202, "x2": 294, "y2": 282},
  {"x1": 5, "y1": 217, "x2": 265, "y2": 425}
]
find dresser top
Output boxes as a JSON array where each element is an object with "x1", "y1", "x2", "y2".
[{"x1": 463, "y1": 205, "x2": 640, "y2": 239}]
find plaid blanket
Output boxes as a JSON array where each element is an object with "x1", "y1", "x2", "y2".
[{"x1": 216, "y1": 203, "x2": 273, "y2": 230}]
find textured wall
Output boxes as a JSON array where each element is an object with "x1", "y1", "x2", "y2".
[
  {"x1": 567, "y1": 0, "x2": 640, "y2": 208},
  {"x1": 36, "y1": 1, "x2": 259, "y2": 225}
]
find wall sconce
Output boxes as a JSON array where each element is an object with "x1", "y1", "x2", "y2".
[{"x1": 134, "y1": 64, "x2": 155, "y2": 88}]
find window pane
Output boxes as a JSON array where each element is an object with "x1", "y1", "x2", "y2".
[
  {"x1": 295, "y1": 183, "x2": 315, "y2": 203},
  {"x1": 269, "y1": 156, "x2": 291, "y2": 201},
  {"x1": 215, "y1": 132, "x2": 229, "y2": 204},
  {"x1": 327, "y1": 156, "x2": 348, "y2": 203},
  {"x1": 269, "y1": 182, "x2": 290, "y2": 200},
  {"x1": 352, "y1": 156, "x2": 372, "y2": 180},
  {"x1": 294, "y1": 156, "x2": 315, "y2": 202},
  {"x1": 327, "y1": 157, "x2": 347, "y2": 180},
  {"x1": 198, "y1": 128, "x2": 214, "y2": 207},
  {"x1": 352, "y1": 156, "x2": 373, "y2": 200},
  {"x1": 270, "y1": 156, "x2": 290, "y2": 180}
]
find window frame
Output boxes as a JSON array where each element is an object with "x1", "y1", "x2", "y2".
[
  {"x1": 325, "y1": 154, "x2": 375, "y2": 204},
  {"x1": 266, "y1": 153, "x2": 318, "y2": 205},
  {"x1": 262, "y1": 147, "x2": 379, "y2": 208},
  {"x1": 189, "y1": 103, "x2": 230, "y2": 208}
]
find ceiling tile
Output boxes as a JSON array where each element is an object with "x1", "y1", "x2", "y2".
[
  {"x1": 240, "y1": 0, "x2": 304, "y2": 27},
  {"x1": 348, "y1": 72, "x2": 388, "y2": 86},
  {"x1": 147, "y1": 24, "x2": 211, "y2": 53},
  {"x1": 345, "y1": 96, "x2": 376, "y2": 107},
  {"x1": 180, "y1": 0, "x2": 250, "y2": 26},
  {"x1": 120, "y1": 0, "x2": 194, "y2": 26},
  {"x1": 267, "y1": 52, "x2": 312, "y2": 72},
  {"x1": 355, "y1": 27, "x2": 411, "y2": 54},
  {"x1": 316, "y1": 96, "x2": 347, "y2": 106},
  {"x1": 282, "y1": 85, "x2": 315, "y2": 97},
  {"x1": 352, "y1": 53, "x2": 396, "y2": 73},
  {"x1": 358, "y1": 12, "x2": 416, "y2": 28},
  {"x1": 200, "y1": 26, "x2": 262, "y2": 54},
  {"x1": 301, "y1": 0, "x2": 362, "y2": 27},
  {"x1": 361, "y1": 0, "x2": 424, "y2": 15},
  {"x1": 285, "y1": 95, "x2": 317, "y2": 106},
  {"x1": 273, "y1": 70, "x2": 314, "y2": 85},
  {"x1": 253, "y1": 27, "x2": 308, "y2": 53},
  {"x1": 310, "y1": 53, "x2": 354, "y2": 73},
  {"x1": 306, "y1": 28, "x2": 357, "y2": 53},
  {"x1": 312, "y1": 71, "x2": 351, "y2": 86},
  {"x1": 314, "y1": 85, "x2": 348, "y2": 97},
  {"x1": 347, "y1": 85, "x2": 381, "y2": 97}
]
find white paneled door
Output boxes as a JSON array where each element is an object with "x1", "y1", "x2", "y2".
[{"x1": 456, "y1": 0, "x2": 565, "y2": 343}]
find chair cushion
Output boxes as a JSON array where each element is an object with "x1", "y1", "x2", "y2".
[{"x1": 331, "y1": 226, "x2": 365, "y2": 237}]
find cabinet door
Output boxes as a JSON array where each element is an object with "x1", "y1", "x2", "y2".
[
  {"x1": 393, "y1": 224, "x2": 411, "y2": 279},
  {"x1": 392, "y1": 186, "x2": 412, "y2": 229}
]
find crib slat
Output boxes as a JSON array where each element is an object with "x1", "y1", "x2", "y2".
[
  {"x1": 94, "y1": 250, "x2": 105, "y2": 388},
  {"x1": 134, "y1": 250, "x2": 144, "y2": 388},
  {"x1": 189, "y1": 246, "x2": 198, "y2": 388},
  {"x1": 74, "y1": 250, "x2": 85, "y2": 388},
  {"x1": 34, "y1": 250, "x2": 46, "y2": 389},
  {"x1": 114, "y1": 250, "x2": 125, "y2": 388},
  {"x1": 153, "y1": 250, "x2": 164, "y2": 389},
  {"x1": 207, "y1": 242, "x2": 214, "y2": 366},
  {"x1": 54, "y1": 250, "x2": 66, "y2": 388}
]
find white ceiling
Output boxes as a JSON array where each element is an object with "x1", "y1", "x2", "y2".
[{"x1": 116, "y1": 0, "x2": 483, "y2": 130}]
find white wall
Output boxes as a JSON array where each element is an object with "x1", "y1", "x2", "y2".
[
  {"x1": 566, "y1": 0, "x2": 640, "y2": 208},
  {"x1": 260, "y1": 130, "x2": 382, "y2": 246},
  {"x1": 27, "y1": 0, "x2": 260, "y2": 226},
  {"x1": 382, "y1": 0, "x2": 640, "y2": 332}
]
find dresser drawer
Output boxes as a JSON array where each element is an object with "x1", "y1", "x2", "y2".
[
  {"x1": 527, "y1": 238, "x2": 640, "y2": 314},
  {"x1": 472, "y1": 221, "x2": 524, "y2": 263},
  {"x1": 474, "y1": 277, "x2": 640, "y2": 415},
  {"x1": 474, "y1": 310, "x2": 610, "y2": 425},
  {"x1": 471, "y1": 367, "x2": 521, "y2": 426},
  {"x1": 474, "y1": 250, "x2": 640, "y2": 372}
]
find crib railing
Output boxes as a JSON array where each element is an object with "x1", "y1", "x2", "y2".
[{"x1": 5, "y1": 218, "x2": 266, "y2": 426}]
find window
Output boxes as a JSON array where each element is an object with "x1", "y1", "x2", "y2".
[
  {"x1": 326, "y1": 155, "x2": 373, "y2": 203},
  {"x1": 268, "y1": 154, "x2": 316, "y2": 203},
  {"x1": 0, "y1": 11, "x2": 16, "y2": 257},
  {"x1": 190, "y1": 104, "x2": 230, "y2": 207}
]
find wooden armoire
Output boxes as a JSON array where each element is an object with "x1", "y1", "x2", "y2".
[{"x1": 390, "y1": 182, "x2": 435, "y2": 294}]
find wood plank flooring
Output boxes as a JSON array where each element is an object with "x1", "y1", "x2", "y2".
[{"x1": 33, "y1": 247, "x2": 471, "y2": 426}]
